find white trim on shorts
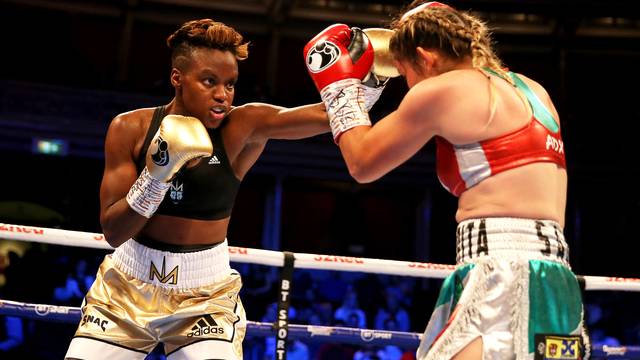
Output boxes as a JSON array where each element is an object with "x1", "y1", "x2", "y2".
[
  {"x1": 112, "y1": 238, "x2": 231, "y2": 289},
  {"x1": 166, "y1": 339, "x2": 239, "y2": 360},
  {"x1": 65, "y1": 337, "x2": 148, "y2": 360}
]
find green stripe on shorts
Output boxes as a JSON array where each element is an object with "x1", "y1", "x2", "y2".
[
  {"x1": 434, "y1": 263, "x2": 474, "y2": 309},
  {"x1": 528, "y1": 260, "x2": 583, "y2": 353}
]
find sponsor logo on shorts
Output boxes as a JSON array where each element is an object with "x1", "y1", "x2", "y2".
[
  {"x1": 535, "y1": 334, "x2": 582, "y2": 360},
  {"x1": 81, "y1": 314, "x2": 109, "y2": 332},
  {"x1": 149, "y1": 256, "x2": 179, "y2": 285},
  {"x1": 187, "y1": 314, "x2": 225, "y2": 337}
]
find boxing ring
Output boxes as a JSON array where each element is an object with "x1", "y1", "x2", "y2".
[{"x1": 1, "y1": 223, "x2": 639, "y2": 359}]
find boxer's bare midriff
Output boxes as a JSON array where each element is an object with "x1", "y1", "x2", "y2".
[
  {"x1": 456, "y1": 162, "x2": 567, "y2": 228},
  {"x1": 139, "y1": 215, "x2": 230, "y2": 246}
]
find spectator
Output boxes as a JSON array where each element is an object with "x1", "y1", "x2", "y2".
[
  {"x1": 0, "y1": 316, "x2": 25, "y2": 357},
  {"x1": 375, "y1": 318, "x2": 404, "y2": 360},
  {"x1": 315, "y1": 271, "x2": 349, "y2": 303},
  {"x1": 374, "y1": 287, "x2": 410, "y2": 332},
  {"x1": 334, "y1": 286, "x2": 367, "y2": 328},
  {"x1": 53, "y1": 258, "x2": 95, "y2": 305},
  {"x1": 263, "y1": 338, "x2": 310, "y2": 360},
  {"x1": 242, "y1": 265, "x2": 278, "y2": 319}
]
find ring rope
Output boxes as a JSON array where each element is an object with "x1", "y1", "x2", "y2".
[
  {"x1": 0, "y1": 299, "x2": 420, "y2": 347},
  {"x1": 1, "y1": 223, "x2": 640, "y2": 291},
  {"x1": 0, "y1": 299, "x2": 638, "y2": 359}
]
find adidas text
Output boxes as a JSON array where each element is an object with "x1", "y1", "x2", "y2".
[{"x1": 187, "y1": 326, "x2": 225, "y2": 337}]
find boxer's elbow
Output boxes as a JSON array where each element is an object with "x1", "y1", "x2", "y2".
[
  {"x1": 100, "y1": 207, "x2": 137, "y2": 248},
  {"x1": 101, "y1": 228, "x2": 127, "y2": 248},
  {"x1": 347, "y1": 160, "x2": 378, "y2": 184},
  {"x1": 341, "y1": 136, "x2": 382, "y2": 183},
  {"x1": 350, "y1": 171, "x2": 377, "y2": 184}
]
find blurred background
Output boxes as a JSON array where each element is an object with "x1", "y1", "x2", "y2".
[{"x1": 1, "y1": 0, "x2": 639, "y2": 359}]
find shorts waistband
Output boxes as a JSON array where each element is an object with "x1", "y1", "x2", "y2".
[
  {"x1": 112, "y1": 238, "x2": 231, "y2": 289},
  {"x1": 456, "y1": 217, "x2": 570, "y2": 267}
]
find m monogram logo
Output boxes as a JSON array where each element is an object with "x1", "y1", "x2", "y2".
[
  {"x1": 149, "y1": 256, "x2": 179, "y2": 285},
  {"x1": 170, "y1": 179, "x2": 183, "y2": 203}
]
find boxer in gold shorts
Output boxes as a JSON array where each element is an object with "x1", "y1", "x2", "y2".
[
  {"x1": 65, "y1": 18, "x2": 329, "y2": 359},
  {"x1": 66, "y1": 239, "x2": 245, "y2": 359}
]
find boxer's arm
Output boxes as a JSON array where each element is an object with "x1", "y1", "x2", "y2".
[
  {"x1": 304, "y1": 24, "x2": 374, "y2": 143},
  {"x1": 337, "y1": 79, "x2": 447, "y2": 183},
  {"x1": 100, "y1": 114, "x2": 212, "y2": 246},
  {"x1": 238, "y1": 102, "x2": 329, "y2": 142},
  {"x1": 99, "y1": 115, "x2": 149, "y2": 248}
]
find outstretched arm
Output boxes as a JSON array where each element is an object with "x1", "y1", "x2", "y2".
[
  {"x1": 336, "y1": 81, "x2": 443, "y2": 183},
  {"x1": 240, "y1": 102, "x2": 329, "y2": 143}
]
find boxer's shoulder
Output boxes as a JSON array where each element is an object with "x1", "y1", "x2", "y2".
[
  {"x1": 105, "y1": 107, "x2": 157, "y2": 159},
  {"x1": 223, "y1": 103, "x2": 283, "y2": 132},
  {"x1": 109, "y1": 107, "x2": 156, "y2": 137},
  {"x1": 114, "y1": 107, "x2": 156, "y2": 124}
]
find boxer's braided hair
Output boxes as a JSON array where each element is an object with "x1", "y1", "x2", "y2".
[
  {"x1": 390, "y1": 3, "x2": 511, "y2": 83},
  {"x1": 167, "y1": 18, "x2": 249, "y2": 69}
]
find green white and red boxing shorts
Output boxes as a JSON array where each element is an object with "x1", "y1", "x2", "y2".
[{"x1": 417, "y1": 217, "x2": 590, "y2": 360}]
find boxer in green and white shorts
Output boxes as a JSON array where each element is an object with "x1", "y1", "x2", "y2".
[{"x1": 417, "y1": 217, "x2": 589, "y2": 360}]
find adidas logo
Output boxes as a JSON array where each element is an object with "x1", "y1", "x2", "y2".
[
  {"x1": 187, "y1": 314, "x2": 225, "y2": 337},
  {"x1": 208, "y1": 155, "x2": 221, "y2": 165}
]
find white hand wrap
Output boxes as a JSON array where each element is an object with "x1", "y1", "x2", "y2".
[
  {"x1": 320, "y1": 78, "x2": 371, "y2": 143},
  {"x1": 361, "y1": 73, "x2": 389, "y2": 112},
  {"x1": 126, "y1": 167, "x2": 171, "y2": 218}
]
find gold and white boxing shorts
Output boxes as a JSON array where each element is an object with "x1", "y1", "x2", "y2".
[{"x1": 65, "y1": 238, "x2": 246, "y2": 360}]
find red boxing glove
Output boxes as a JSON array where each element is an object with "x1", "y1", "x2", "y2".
[{"x1": 304, "y1": 24, "x2": 374, "y2": 92}]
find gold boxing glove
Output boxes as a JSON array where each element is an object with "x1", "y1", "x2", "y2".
[
  {"x1": 363, "y1": 28, "x2": 400, "y2": 79},
  {"x1": 127, "y1": 115, "x2": 213, "y2": 218},
  {"x1": 146, "y1": 115, "x2": 213, "y2": 182},
  {"x1": 361, "y1": 28, "x2": 400, "y2": 111}
]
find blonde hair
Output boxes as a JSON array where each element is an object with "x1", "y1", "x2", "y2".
[
  {"x1": 167, "y1": 18, "x2": 249, "y2": 69},
  {"x1": 390, "y1": 2, "x2": 511, "y2": 82}
]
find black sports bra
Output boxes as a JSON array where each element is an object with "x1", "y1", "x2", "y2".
[{"x1": 136, "y1": 106, "x2": 240, "y2": 220}]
